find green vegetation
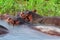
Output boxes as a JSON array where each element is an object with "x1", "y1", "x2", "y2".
[{"x1": 0, "y1": 0, "x2": 60, "y2": 16}]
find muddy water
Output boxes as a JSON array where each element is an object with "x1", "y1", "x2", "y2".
[{"x1": 0, "y1": 20, "x2": 60, "y2": 40}]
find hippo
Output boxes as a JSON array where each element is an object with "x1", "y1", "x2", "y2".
[
  {"x1": 0, "y1": 25, "x2": 9, "y2": 35},
  {"x1": 6, "y1": 15, "x2": 26, "y2": 26},
  {"x1": 19, "y1": 10, "x2": 60, "y2": 27},
  {"x1": 20, "y1": 10, "x2": 43, "y2": 24}
]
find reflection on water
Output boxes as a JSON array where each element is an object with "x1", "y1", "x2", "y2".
[{"x1": 0, "y1": 20, "x2": 60, "y2": 40}]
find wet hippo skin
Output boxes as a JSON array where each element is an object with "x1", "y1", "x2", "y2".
[{"x1": 0, "y1": 25, "x2": 8, "y2": 35}]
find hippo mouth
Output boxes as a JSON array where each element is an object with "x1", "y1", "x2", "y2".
[
  {"x1": 0, "y1": 25, "x2": 9, "y2": 35},
  {"x1": 31, "y1": 24, "x2": 60, "y2": 36}
]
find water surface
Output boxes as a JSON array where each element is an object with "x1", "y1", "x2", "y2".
[{"x1": 0, "y1": 20, "x2": 60, "y2": 40}]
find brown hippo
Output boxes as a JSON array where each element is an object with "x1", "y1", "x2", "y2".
[
  {"x1": 16, "y1": 10, "x2": 60, "y2": 36},
  {"x1": 21, "y1": 10, "x2": 60, "y2": 26},
  {"x1": 20, "y1": 10, "x2": 33, "y2": 23},
  {"x1": 0, "y1": 25, "x2": 8, "y2": 35},
  {"x1": 24, "y1": 10, "x2": 60, "y2": 36},
  {"x1": 20, "y1": 10, "x2": 43, "y2": 24},
  {"x1": 6, "y1": 17, "x2": 15, "y2": 26},
  {"x1": 38, "y1": 17, "x2": 60, "y2": 26},
  {"x1": 6, "y1": 16, "x2": 26, "y2": 26}
]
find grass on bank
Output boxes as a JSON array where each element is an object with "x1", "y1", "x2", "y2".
[{"x1": 0, "y1": 0, "x2": 60, "y2": 16}]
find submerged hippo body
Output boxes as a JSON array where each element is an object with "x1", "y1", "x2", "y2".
[
  {"x1": 25, "y1": 10, "x2": 60, "y2": 36},
  {"x1": 35, "y1": 17, "x2": 60, "y2": 26},
  {"x1": 0, "y1": 25, "x2": 8, "y2": 35},
  {"x1": 24, "y1": 11, "x2": 60, "y2": 26}
]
